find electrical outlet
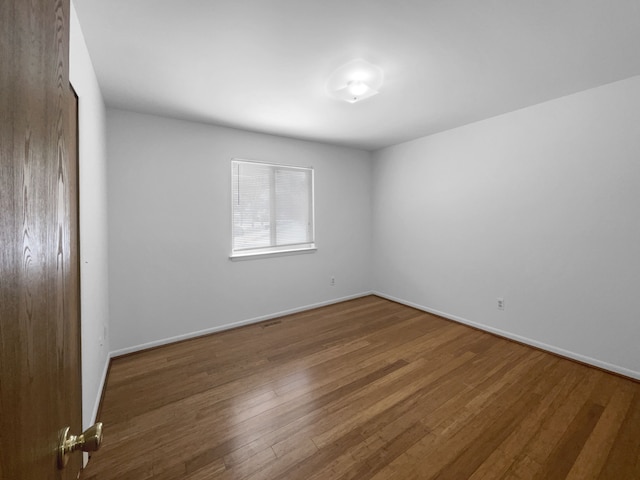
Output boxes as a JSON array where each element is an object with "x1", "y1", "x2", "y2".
[
  {"x1": 330, "y1": 276, "x2": 336, "y2": 286},
  {"x1": 497, "y1": 297, "x2": 505, "y2": 310}
]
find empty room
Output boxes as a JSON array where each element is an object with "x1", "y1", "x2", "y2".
[{"x1": 3, "y1": 0, "x2": 640, "y2": 479}]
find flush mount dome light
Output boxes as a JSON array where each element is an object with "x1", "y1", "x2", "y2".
[{"x1": 327, "y1": 59, "x2": 384, "y2": 104}]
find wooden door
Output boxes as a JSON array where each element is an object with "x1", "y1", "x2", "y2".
[{"x1": 0, "y1": 0, "x2": 83, "y2": 479}]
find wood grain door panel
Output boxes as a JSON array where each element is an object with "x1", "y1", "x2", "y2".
[{"x1": 1, "y1": 0, "x2": 82, "y2": 478}]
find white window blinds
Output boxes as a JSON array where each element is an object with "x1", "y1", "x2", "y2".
[{"x1": 231, "y1": 159, "x2": 315, "y2": 257}]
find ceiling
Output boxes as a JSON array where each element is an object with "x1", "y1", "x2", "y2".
[{"x1": 73, "y1": 0, "x2": 640, "y2": 151}]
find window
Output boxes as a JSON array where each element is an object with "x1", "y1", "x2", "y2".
[{"x1": 231, "y1": 159, "x2": 315, "y2": 258}]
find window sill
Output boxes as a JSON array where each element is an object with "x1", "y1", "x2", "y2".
[{"x1": 229, "y1": 246, "x2": 317, "y2": 261}]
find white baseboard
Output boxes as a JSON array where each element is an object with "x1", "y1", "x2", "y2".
[
  {"x1": 90, "y1": 353, "x2": 111, "y2": 426},
  {"x1": 373, "y1": 291, "x2": 640, "y2": 381},
  {"x1": 109, "y1": 291, "x2": 374, "y2": 358},
  {"x1": 83, "y1": 354, "x2": 111, "y2": 469}
]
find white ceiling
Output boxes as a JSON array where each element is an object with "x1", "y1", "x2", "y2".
[{"x1": 74, "y1": 0, "x2": 640, "y2": 151}]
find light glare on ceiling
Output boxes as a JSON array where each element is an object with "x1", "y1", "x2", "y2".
[{"x1": 327, "y1": 59, "x2": 384, "y2": 104}]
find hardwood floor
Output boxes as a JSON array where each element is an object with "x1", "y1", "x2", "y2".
[{"x1": 81, "y1": 296, "x2": 640, "y2": 480}]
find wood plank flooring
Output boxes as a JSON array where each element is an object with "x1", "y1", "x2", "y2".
[{"x1": 81, "y1": 296, "x2": 640, "y2": 480}]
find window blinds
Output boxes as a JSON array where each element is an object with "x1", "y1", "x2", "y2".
[{"x1": 232, "y1": 160, "x2": 315, "y2": 256}]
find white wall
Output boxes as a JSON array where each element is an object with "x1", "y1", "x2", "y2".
[
  {"x1": 70, "y1": 3, "x2": 111, "y2": 428},
  {"x1": 106, "y1": 109, "x2": 372, "y2": 354},
  {"x1": 372, "y1": 75, "x2": 640, "y2": 379}
]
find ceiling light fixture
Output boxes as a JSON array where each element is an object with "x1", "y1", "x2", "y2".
[
  {"x1": 347, "y1": 80, "x2": 369, "y2": 97},
  {"x1": 327, "y1": 59, "x2": 384, "y2": 104}
]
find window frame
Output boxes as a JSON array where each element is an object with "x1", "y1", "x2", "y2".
[{"x1": 229, "y1": 158, "x2": 316, "y2": 260}]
